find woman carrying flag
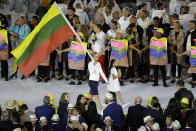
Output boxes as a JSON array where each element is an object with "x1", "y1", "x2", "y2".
[{"x1": 149, "y1": 28, "x2": 168, "y2": 87}]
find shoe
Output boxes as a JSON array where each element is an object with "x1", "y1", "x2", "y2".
[
  {"x1": 9, "y1": 73, "x2": 17, "y2": 79},
  {"x1": 65, "y1": 75, "x2": 69, "y2": 80},
  {"x1": 4, "y1": 77, "x2": 9, "y2": 81},
  {"x1": 129, "y1": 78, "x2": 134, "y2": 83},
  {"x1": 152, "y1": 82, "x2": 159, "y2": 86},
  {"x1": 189, "y1": 80, "x2": 193, "y2": 85},
  {"x1": 51, "y1": 72, "x2": 55, "y2": 79},
  {"x1": 120, "y1": 81, "x2": 124, "y2": 86},
  {"x1": 69, "y1": 80, "x2": 75, "y2": 85},
  {"x1": 138, "y1": 77, "x2": 145, "y2": 83},
  {"x1": 170, "y1": 78, "x2": 176, "y2": 83},
  {"x1": 37, "y1": 78, "x2": 42, "y2": 82},
  {"x1": 21, "y1": 75, "x2": 26, "y2": 80},
  {"x1": 163, "y1": 82, "x2": 168, "y2": 87},
  {"x1": 77, "y1": 81, "x2": 82, "y2": 85},
  {"x1": 57, "y1": 74, "x2": 64, "y2": 80},
  {"x1": 150, "y1": 77, "x2": 155, "y2": 82},
  {"x1": 192, "y1": 83, "x2": 196, "y2": 88},
  {"x1": 145, "y1": 76, "x2": 150, "y2": 83}
]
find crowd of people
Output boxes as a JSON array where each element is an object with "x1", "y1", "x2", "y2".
[
  {"x1": 0, "y1": 79, "x2": 195, "y2": 131},
  {"x1": 0, "y1": 0, "x2": 196, "y2": 130},
  {"x1": 0, "y1": 0, "x2": 195, "y2": 87}
]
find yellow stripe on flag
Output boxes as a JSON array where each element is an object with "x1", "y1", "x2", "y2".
[{"x1": 11, "y1": 4, "x2": 61, "y2": 59}]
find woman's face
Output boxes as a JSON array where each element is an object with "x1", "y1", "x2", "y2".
[
  {"x1": 174, "y1": 23, "x2": 180, "y2": 30},
  {"x1": 123, "y1": 10, "x2": 130, "y2": 17},
  {"x1": 133, "y1": 27, "x2": 137, "y2": 32},
  {"x1": 93, "y1": 53, "x2": 99, "y2": 61},
  {"x1": 99, "y1": 15, "x2": 105, "y2": 23},
  {"x1": 64, "y1": 94, "x2": 70, "y2": 102},
  {"x1": 80, "y1": 97, "x2": 86, "y2": 104}
]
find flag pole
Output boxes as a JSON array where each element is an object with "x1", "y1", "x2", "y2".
[{"x1": 55, "y1": 2, "x2": 95, "y2": 62}]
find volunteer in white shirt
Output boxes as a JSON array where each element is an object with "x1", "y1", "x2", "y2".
[{"x1": 137, "y1": 10, "x2": 152, "y2": 31}]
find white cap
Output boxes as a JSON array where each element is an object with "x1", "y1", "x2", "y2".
[
  {"x1": 152, "y1": 123, "x2": 160, "y2": 131},
  {"x1": 40, "y1": 116, "x2": 47, "y2": 122},
  {"x1": 82, "y1": 122, "x2": 88, "y2": 130},
  {"x1": 172, "y1": 120, "x2": 181, "y2": 129},
  {"x1": 137, "y1": 126, "x2": 146, "y2": 131},
  {"x1": 13, "y1": 128, "x2": 22, "y2": 131},
  {"x1": 29, "y1": 114, "x2": 38, "y2": 121},
  {"x1": 104, "y1": 116, "x2": 112, "y2": 122},
  {"x1": 51, "y1": 114, "x2": 60, "y2": 121},
  {"x1": 68, "y1": 104, "x2": 75, "y2": 109},
  {"x1": 96, "y1": 128, "x2": 102, "y2": 131},
  {"x1": 144, "y1": 115, "x2": 153, "y2": 123},
  {"x1": 105, "y1": 93, "x2": 114, "y2": 100},
  {"x1": 70, "y1": 115, "x2": 79, "y2": 122}
]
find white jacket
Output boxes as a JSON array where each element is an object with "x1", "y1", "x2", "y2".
[{"x1": 88, "y1": 61, "x2": 108, "y2": 83}]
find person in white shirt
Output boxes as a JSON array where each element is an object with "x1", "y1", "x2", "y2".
[
  {"x1": 104, "y1": 5, "x2": 113, "y2": 25},
  {"x1": 136, "y1": 3, "x2": 147, "y2": 18},
  {"x1": 88, "y1": 24, "x2": 107, "y2": 78},
  {"x1": 73, "y1": 0, "x2": 88, "y2": 10},
  {"x1": 88, "y1": 52, "x2": 108, "y2": 111},
  {"x1": 57, "y1": 0, "x2": 70, "y2": 15},
  {"x1": 86, "y1": 0, "x2": 99, "y2": 20},
  {"x1": 107, "y1": 21, "x2": 118, "y2": 41},
  {"x1": 137, "y1": 10, "x2": 152, "y2": 31},
  {"x1": 179, "y1": 6, "x2": 194, "y2": 33},
  {"x1": 188, "y1": 1, "x2": 196, "y2": 14},
  {"x1": 139, "y1": 116, "x2": 154, "y2": 131},
  {"x1": 103, "y1": 116, "x2": 112, "y2": 131},
  {"x1": 112, "y1": 10, "x2": 120, "y2": 23},
  {"x1": 151, "y1": 2, "x2": 168, "y2": 24},
  {"x1": 118, "y1": 7, "x2": 132, "y2": 37},
  {"x1": 74, "y1": 2, "x2": 89, "y2": 26}
]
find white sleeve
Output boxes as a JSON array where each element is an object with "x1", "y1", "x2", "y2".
[
  {"x1": 88, "y1": 62, "x2": 94, "y2": 74},
  {"x1": 98, "y1": 63, "x2": 108, "y2": 83}
]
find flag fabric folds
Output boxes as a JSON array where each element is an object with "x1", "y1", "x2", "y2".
[
  {"x1": 0, "y1": 29, "x2": 8, "y2": 51},
  {"x1": 11, "y1": 3, "x2": 75, "y2": 77}
]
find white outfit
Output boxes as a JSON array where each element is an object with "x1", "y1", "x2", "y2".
[
  {"x1": 103, "y1": 13, "x2": 113, "y2": 25},
  {"x1": 107, "y1": 29, "x2": 117, "y2": 39},
  {"x1": 88, "y1": 31, "x2": 107, "y2": 53},
  {"x1": 58, "y1": 3, "x2": 68, "y2": 15},
  {"x1": 137, "y1": 17, "x2": 152, "y2": 30},
  {"x1": 75, "y1": 9, "x2": 89, "y2": 25},
  {"x1": 73, "y1": 0, "x2": 88, "y2": 9},
  {"x1": 169, "y1": 0, "x2": 180, "y2": 14},
  {"x1": 118, "y1": 16, "x2": 131, "y2": 37},
  {"x1": 179, "y1": 14, "x2": 193, "y2": 33},
  {"x1": 88, "y1": 61, "x2": 108, "y2": 83},
  {"x1": 188, "y1": 2, "x2": 196, "y2": 14},
  {"x1": 151, "y1": 9, "x2": 168, "y2": 23},
  {"x1": 107, "y1": 67, "x2": 120, "y2": 92}
]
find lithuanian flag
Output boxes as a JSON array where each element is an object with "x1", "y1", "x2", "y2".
[{"x1": 11, "y1": 3, "x2": 75, "y2": 77}]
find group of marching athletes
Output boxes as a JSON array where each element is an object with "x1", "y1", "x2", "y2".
[{"x1": 0, "y1": 0, "x2": 196, "y2": 88}]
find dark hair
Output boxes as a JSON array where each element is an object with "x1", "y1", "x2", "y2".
[
  {"x1": 127, "y1": 23, "x2": 136, "y2": 34},
  {"x1": 176, "y1": 78, "x2": 184, "y2": 86},
  {"x1": 112, "y1": 125, "x2": 121, "y2": 131},
  {"x1": 153, "y1": 16, "x2": 160, "y2": 22},
  {"x1": 32, "y1": 15, "x2": 39, "y2": 21},
  {"x1": 141, "y1": 10, "x2": 148, "y2": 15},
  {"x1": 76, "y1": 94, "x2": 84, "y2": 107},
  {"x1": 96, "y1": 24, "x2": 103, "y2": 31},
  {"x1": 156, "y1": 2, "x2": 163, "y2": 9},
  {"x1": 74, "y1": 106, "x2": 80, "y2": 113},
  {"x1": 109, "y1": 59, "x2": 116, "y2": 76},
  {"x1": 166, "y1": 114, "x2": 174, "y2": 121},
  {"x1": 59, "y1": 92, "x2": 69, "y2": 104},
  {"x1": 21, "y1": 104, "x2": 28, "y2": 111},
  {"x1": 151, "y1": 96, "x2": 159, "y2": 106},
  {"x1": 193, "y1": 99, "x2": 196, "y2": 110},
  {"x1": 152, "y1": 102, "x2": 161, "y2": 108},
  {"x1": 106, "y1": 4, "x2": 112, "y2": 10},
  {"x1": 87, "y1": 101, "x2": 98, "y2": 116},
  {"x1": 111, "y1": 20, "x2": 118, "y2": 26},
  {"x1": 68, "y1": 6, "x2": 76, "y2": 12},
  {"x1": 23, "y1": 121, "x2": 33, "y2": 131}
]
